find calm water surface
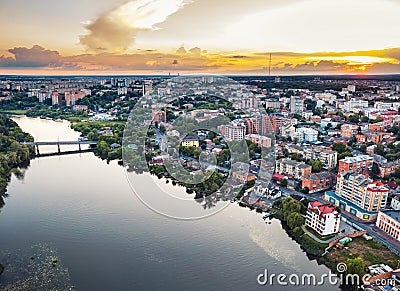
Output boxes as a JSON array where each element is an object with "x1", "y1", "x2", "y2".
[{"x1": 0, "y1": 116, "x2": 339, "y2": 290}]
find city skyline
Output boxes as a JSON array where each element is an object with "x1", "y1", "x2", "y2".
[{"x1": 1, "y1": 0, "x2": 400, "y2": 75}]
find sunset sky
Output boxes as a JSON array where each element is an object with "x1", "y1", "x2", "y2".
[{"x1": 1, "y1": 0, "x2": 400, "y2": 75}]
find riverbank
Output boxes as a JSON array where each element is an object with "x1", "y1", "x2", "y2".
[
  {"x1": 0, "y1": 115, "x2": 35, "y2": 197},
  {"x1": 268, "y1": 196, "x2": 400, "y2": 286}
]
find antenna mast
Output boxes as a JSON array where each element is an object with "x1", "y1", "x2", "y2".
[{"x1": 268, "y1": 53, "x2": 272, "y2": 76}]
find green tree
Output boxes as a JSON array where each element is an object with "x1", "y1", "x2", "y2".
[
  {"x1": 371, "y1": 162, "x2": 380, "y2": 178},
  {"x1": 346, "y1": 257, "x2": 365, "y2": 275},
  {"x1": 287, "y1": 212, "x2": 305, "y2": 229},
  {"x1": 347, "y1": 115, "x2": 359, "y2": 123},
  {"x1": 332, "y1": 142, "x2": 346, "y2": 154},
  {"x1": 310, "y1": 160, "x2": 323, "y2": 173},
  {"x1": 280, "y1": 178, "x2": 288, "y2": 188},
  {"x1": 96, "y1": 141, "x2": 110, "y2": 159},
  {"x1": 293, "y1": 226, "x2": 304, "y2": 237},
  {"x1": 87, "y1": 131, "x2": 99, "y2": 141},
  {"x1": 375, "y1": 143, "x2": 385, "y2": 156}
]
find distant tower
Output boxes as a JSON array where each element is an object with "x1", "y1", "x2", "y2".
[{"x1": 268, "y1": 53, "x2": 272, "y2": 76}]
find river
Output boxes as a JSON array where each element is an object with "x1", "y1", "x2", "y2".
[{"x1": 0, "y1": 116, "x2": 339, "y2": 290}]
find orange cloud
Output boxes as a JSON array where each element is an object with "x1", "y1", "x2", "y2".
[{"x1": 1, "y1": 45, "x2": 400, "y2": 75}]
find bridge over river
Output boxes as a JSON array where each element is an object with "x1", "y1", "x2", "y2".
[{"x1": 20, "y1": 140, "x2": 98, "y2": 156}]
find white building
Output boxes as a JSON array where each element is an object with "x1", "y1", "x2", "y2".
[
  {"x1": 391, "y1": 195, "x2": 400, "y2": 210},
  {"x1": 344, "y1": 99, "x2": 368, "y2": 113},
  {"x1": 348, "y1": 85, "x2": 356, "y2": 92},
  {"x1": 290, "y1": 96, "x2": 304, "y2": 115},
  {"x1": 306, "y1": 201, "x2": 341, "y2": 236},
  {"x1": 374, "y1": 102, "x2": 400, "y2": 111},
  {"x1": 292, "y1": 127, "x2": 318, "y2": 143},
  {"x1": 376, "y1": 211, "x2": 400, "y2": 241},
  {"x1": 219, "y1": 124, "x2": 246, "y2": 141},
  {"x1": 321, "y1": 118, "x2": 339, "y2": 129}
]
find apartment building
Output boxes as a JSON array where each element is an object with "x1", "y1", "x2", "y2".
[
  {"x1": 338, "y1": 155, "x2": 374, "y2": 175},
  {"x1": 302, "y1": 172, "x2": 336, "y2": 193},
  {"x1": 219, "y1": 124, "x2": 246, "y2": 141},
  {"x1": 245, "y1": 134, "x2": 272, "y2": 148},
  {"x1": 325, "y1": 173, "x2": 389, "y2": 221},
  {"x1": 303, "y1": 146, "x2": 338, "y2": 170},
  {"x1": 290, "y1": 96, "x2": 304, "y2": 115},
  {"x1": 275, "y1": 158, "x2": 312, "y2": 179},
  {"x1": 306, "y1": 201, "x2": 341, "y2": 236},
  {"x1": 376, "y1": 211, "x2": 400, "y2": 241}
]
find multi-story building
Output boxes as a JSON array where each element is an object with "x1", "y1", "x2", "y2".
[
  {"x1": 290, "y1": 96, "x2": 304, "y2": 115},
  {"x1": 347, "y1": 85, "x2": 356, "y2": 92},
  {"x1": 181, "y1": 136, "x2": 200, "y2": 147},
  {"x1": 232, "y1": 171, "x2": 256, "y2": 183},
  {"x1": 379, "y1": 160, "x2": 400, "y2": 178},
  {"x1": 292, "y1": 127, "x2": 318, "y2": 143},
  {"x1": 338, "y1": 155, "x2": 374, "y2": 175},
  {"x1": 37, "y1": 91, "x2": 49, "y2": 103},
  {"x1": 325, "y1": 173, "x2": 389, "y2": 221},
  {"x1": 374, "y1": 101, "x2": 400, "y2": 111},
  {"x1": 302, "y1": 172, "x2": 336, "y2": 193},
  {"x1": 152, "y1": 111, "x2": 166, "y2": 123},
  {"x1": 261, "y1": 114, "x2": 297, "y2": 134},
  {"x1": 275, "y1": 158, "x2": 312, "y2": 179},
  {"x1": 306, "y1": 201, "x2": 341, "y2": 236},
  {"x1": 281, "y1": 124, "x2": 296, "y2": 139},
  {"x1": 245, "y1": 134, "x2": 272, "y2": 148},
  {"x1": 343, "y1": 99, "x2": 368, "y2": 112},
  {"x1": 65, "y1": 90, "x2": 86, "y2": 106},
  {"x1": 243, "y1": 117, "x2": 261, "y2": 134},
  {"x1": 286, "y1": 144, "x2": 337, "y2": 170},
  {"x1": 117, "y1": 87, "x2": 128, "y2": 95},
  {"x1": 241, "y1": 96, "x2": 260, "y2": 109},
  {"x1": 265, "y1": 100, "x2": 281, "y2": 109},
  {"x1": 219, "y1": 124, "x2": 246, "y2": 141},
  {"x1": 51, "y1": 92, "x2": 62, "y2": 106},
  {"x1": 304, "y1": 146, "x2": 338, "y2": 170},
  {"x1": 376, "y1": 211, "x2": 400, "y2": 241},
  {"x1": 341, "y1": 124, "x2": 359, "y2": 139}
]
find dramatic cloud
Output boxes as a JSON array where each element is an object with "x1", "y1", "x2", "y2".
[
  {"x1": 0, "y1": 45, "x2": 62, "y2": 67},
  {"x1": 1, "y1": 44, "x2": 399, "y2": 74},
  {"x1": 79, "y1": 0, "x2": 190, "y2": 52}
]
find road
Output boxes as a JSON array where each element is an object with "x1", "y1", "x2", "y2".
[{"x1": 154, "y1": 128, "x2": 168, "y2": 152}]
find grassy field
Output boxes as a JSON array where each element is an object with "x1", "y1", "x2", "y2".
[
  {"x1": 0, "y1": 109, "x2": 28, "y2": 115},
  {"x1": 304, "y1": 225, "x2": 337, "y2": 241},
  {"x1": 325, "y1": 237, "x2": 400, "y2": 272}
]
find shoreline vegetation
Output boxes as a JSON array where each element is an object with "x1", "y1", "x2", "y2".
[
  {"x1": 0, "y1": 114, "x2": 35, "y2": 277},
  {"x1": 270, "y1": 197, "x2": 400, "y2": 289},
  {"x1": 0, "y1": 115, "x2": 35, "y2": 198}
]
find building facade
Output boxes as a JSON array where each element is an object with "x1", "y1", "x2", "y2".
[
  {"x1": 306, "y1": 201, "x2": 341, "y2": 236},
  {"x1": 338, "y1": 155, "x2": 374, "y2": 175},
  {"x1": 325, "y1": 173, "x2": 389, "y2": 221},
  {"x1": 290, "y1": 96, "x2": 304, "y2": 115},
  {"x1": 245, "y1": 134, "x2": 272, "y2": 148},
  {"x1": 376, "y1": 211, "x2": 400, "y2": 241},
  {"x1": 302, "y1": 172, "x2": 336, "y2": 193},
  {"x1": 219, "y1": 124, "x2": 246, "y2": 141},
  {"x1": 275, "y1": 158, "x2": 312, "y2": 179}
]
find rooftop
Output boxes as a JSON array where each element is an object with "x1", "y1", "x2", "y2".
[{"x1": 380, "y1": 210, "x2": 400, "y2": 222}]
